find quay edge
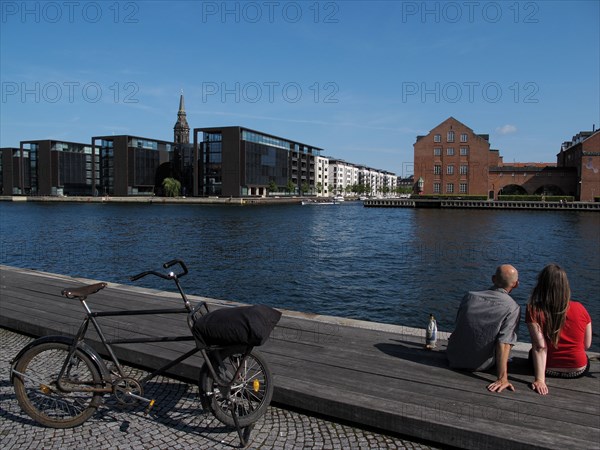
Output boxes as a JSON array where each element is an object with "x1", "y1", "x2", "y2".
[
  {"x1": 364, "y1": 198, "x2": 600, "y2": 211},
  {"x1": 0, "y1": 195, "x2": 307, "y2": 205}
]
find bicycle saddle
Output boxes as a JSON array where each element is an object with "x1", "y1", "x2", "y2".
[{"x1": 62, "y1": 282, "x2": 107, "y2": 300}]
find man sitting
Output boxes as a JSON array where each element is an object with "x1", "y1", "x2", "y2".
[{"x1": 446, "y1": 264, "x2": 521, "y2": 393}]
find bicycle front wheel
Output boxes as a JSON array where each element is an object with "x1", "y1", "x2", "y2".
[
  {"x1": 13, "y1": 342, "x2": 103, "y2": 428},
  {"x1": 200, "y1": 348, "x2": 273, "y2": 427}
]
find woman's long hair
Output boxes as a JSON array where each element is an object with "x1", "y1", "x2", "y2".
[{"x1": 527, "y1": 264, "x2": 571, "y2": 347}]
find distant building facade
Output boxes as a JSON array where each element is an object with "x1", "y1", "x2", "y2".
[
  {"x1": 0, "y1": 148, "x2": 21, "y2": 195},
  {"x1": 0, "y1": 140, "x2": 97, "y2": 196},
  {"x1": 413, "y1": 117, "x2": 596, "y2": 200},
  {"x1": 328, "y1": 158, "x2": 397, "y2": 197},
  {"x1": 397, "y1": 175, "x2": 414, "y2": 191},
  {"x1": 315, "y1": 155, "x2": 330, "y2": 196},
  {"x1": 329, "y1": 158, "x2": 358, "y2": 195},
  {"x1": 91, "y1": 135, "x2": 173, "y2": 196},
  {"x1": 0, "y1": 95, "x2": 400, "y2": 198},
  {"x1": 414, "y1": 117, "x2": 496, "y2": 196},
  {"x1": 557, "y1": 130, "x2": 600, "y2": 202},
  {"x1": 193, "y1": 126, "x2": 322, "y2": 197}
]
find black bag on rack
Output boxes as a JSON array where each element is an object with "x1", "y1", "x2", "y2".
[{"x1": 193, "y1": 304, "x2": 282, "y2": 347}]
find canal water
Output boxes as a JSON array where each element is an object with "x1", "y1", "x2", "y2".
[{"x1": 1, "y1": 201, "x2": 598, "y2": 350}]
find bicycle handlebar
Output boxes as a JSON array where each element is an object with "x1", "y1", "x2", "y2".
[
  {"x1": 130, "y1": 259, "x2": 189, "y2": 282},
  {"x1": 163, "y1": 259, "x2": 189, "y2": 277}
]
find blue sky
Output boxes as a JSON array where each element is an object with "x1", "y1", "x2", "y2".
[{"x1": 1, "y1": 0, "x2": 598, "y2": 176}]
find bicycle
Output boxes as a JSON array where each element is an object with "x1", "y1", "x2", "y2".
[{"x1": 9, "y1": 259, "x2": 280, "y2": 448}]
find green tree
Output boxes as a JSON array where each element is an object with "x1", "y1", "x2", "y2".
[
  {"x1": 316, "y1": 182, "x2": 323, "y2": 194},
  {"x1": 268, "y1": 180, "x2": 278, "y2": 195},
  {"x1": 286, "y1": 179, "x2": 296, "y2": 195},
  {"x1": 396, "y1": 186, "x2": 412, "y2": 195},
  {"x1": 162, "y1": 177, "x2": 181, "y2": 197},
  {"x1": 301, "y1": 182, "x2": 310, "y2": 195}
]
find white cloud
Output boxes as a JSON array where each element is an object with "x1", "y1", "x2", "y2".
[{"x1": 496, "y1": 124, "x2": 517, "y2": 135}]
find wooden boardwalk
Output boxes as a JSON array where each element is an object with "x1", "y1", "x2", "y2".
[{"x1": 1, "y1": 265, "x2": 598, "y2": 450}]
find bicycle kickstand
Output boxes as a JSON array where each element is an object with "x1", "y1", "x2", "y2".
[{"x1": 229, "y1": 405, "x2": 254, "y2": 448}]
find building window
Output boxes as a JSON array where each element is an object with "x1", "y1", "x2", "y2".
[
  {"x1": 434, "y1": 147, "x2": 441, "y2": 156},
  {"x1": 434, "y1": 134, "x2": 441, "y2": 142},
  {"x1": 460, "y1": 183, "x2": 467, "y2": 193},
  {"x1": 433, "y1": 183, "x2": 441, "y2": 193},
  {"x1": 446, "y1": 147, "x2": 455, "y2": 156},
  {"x1": 434, "y1": 165, "x2": 441, "y2": 175},
  {"x1": 447, "y1": 131, "x2": 455, "y2": 142},
  {"x1": 446, "y1": 183, "x2": 454, "y2": 193},
  {"x1": 460, "y1": 133, "x2": 468, "y2": 143},
  {"x1": 460, "y1": 165, "x2": 468, "y2": 175},
  {"x1": 460, "y1": 147, "x2": 468, "y2": 156},
  {"x1": 447, "y1": 165, "x2": 454, "y2": 175}
]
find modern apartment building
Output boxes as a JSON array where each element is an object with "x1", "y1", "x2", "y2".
[
  {"x1": 315, "y1": 155, "x2": 330, "y2": 196},
  {"x1": 329, "y1": 158, "x2": 358, "y2": 195},
  {"x1": 328, "y1": 158, "x2": 397, "y2": 197},
  {"x1": 0, "y1": 140, "x2": 98, "y2": 196},
  {"x1": 0, "y1": 148, "x2": 21, "y2": 195},
  {"x1": 192, "y1": 126, "x2": 322, "y2": 197},
  {"x1": 91, "y1": 135, "x2": 174, "y2": 196},
  {"x1": 358, "y1": 166, "x2": 397, "y2": 196}
]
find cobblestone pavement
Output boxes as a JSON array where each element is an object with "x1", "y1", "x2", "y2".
[{"x1": 1, "y1": 328, "x2": 439, "y2": 449}]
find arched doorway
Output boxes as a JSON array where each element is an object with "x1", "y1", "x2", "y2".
[
  {"x1": 533, "y1": 185, "x2": 565, "y2": 196},
  {"x1": 500, "y1": 184, "x2": 527, "y2": 195}
]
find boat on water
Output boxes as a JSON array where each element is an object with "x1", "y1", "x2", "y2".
[
  {"x1": 301, "y1": 199, "x2": 335, "y2": 205},
  {"x1": 333, "y1": 195, "x2": 345, "y2": 202}
]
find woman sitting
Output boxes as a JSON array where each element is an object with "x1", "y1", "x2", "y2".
[{"x1": 526, "y1": 264, "x2": 592, "y2": 395}]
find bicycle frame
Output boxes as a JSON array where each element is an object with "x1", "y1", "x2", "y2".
[{"x1": 58, "y1": 285, "x2": 252, "y2": 399}]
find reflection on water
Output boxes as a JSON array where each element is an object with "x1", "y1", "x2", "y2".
[{"x1": 1, "y1": 202, "x2": 599, "y2": 350}]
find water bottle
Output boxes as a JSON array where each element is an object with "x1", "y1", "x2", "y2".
[{"x1": 426, "y1": 314, "x2": 437, "y2": 349}]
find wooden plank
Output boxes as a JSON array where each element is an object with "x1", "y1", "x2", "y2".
[
  {"x1": 273, "y1": 375, "x2": 596, "y2": 450},
  {"x1": 263, "y1": 341, "x2": 600, "y2": 422}
]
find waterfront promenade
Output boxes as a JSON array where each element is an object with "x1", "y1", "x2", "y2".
[
  {"x1": 0, "y1": 195, "x2": 303, "y2": 206},
  {"x1": 1, "y1": 265, "x2": 599, "y2": 449},
  {"x1": 3, "y1": 195, "x2": 600, "y2": 211},
  {"x1": 0, "y1": 329, "x2": 435, "y2": 450}
]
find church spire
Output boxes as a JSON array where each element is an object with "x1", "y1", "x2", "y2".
[
  {"x1": 174, "y1": 92, "x2": 190, "y2": 144},
  {"x1": 178, "y1": 93, "x2": 185, "y2": 113}
]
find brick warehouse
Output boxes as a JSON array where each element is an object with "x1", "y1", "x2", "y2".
[{"x1": 413, "y1": 117, "x2": 599, "y2": 201}]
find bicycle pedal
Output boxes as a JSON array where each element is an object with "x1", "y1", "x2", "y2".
[{"x1": 144, "y1": 399, "x2": 156, "y2": 415}]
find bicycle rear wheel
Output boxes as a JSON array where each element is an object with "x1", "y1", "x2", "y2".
[
  {"x1": 200, "y1": 348, "x2": 273, "y2": 427},
  {"x1": 13, "y1": 342, "x2": 103, "y2": 428}
]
